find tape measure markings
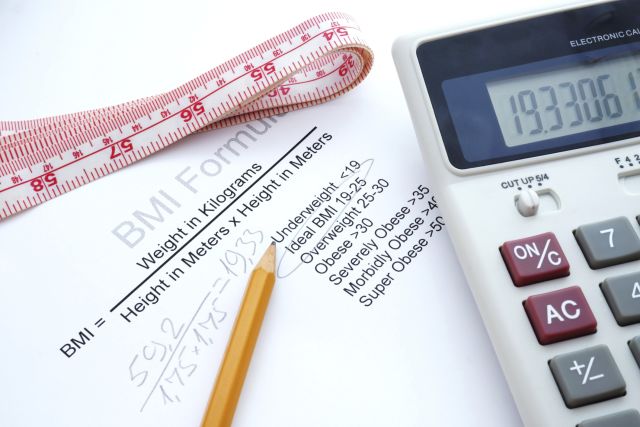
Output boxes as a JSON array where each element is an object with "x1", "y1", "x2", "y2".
[
  {"x1": 1, "y1": 40, "x2": 356, "y2": 159},
  {"x1": 1, "y1": 21, "x2": 362, "y2": 145},
  {"x1": 2, "y1": 51, "x2": 357, "y2": 173},
  {"x1": 0, "y1": 12, "x2": 373, "y2": 219}
]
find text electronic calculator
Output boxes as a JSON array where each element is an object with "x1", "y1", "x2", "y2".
[{"x1": 393, "y1": 1, "x2": 640, "y2": 426}]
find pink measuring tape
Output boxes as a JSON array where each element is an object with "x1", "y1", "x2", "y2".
[{"x1": 0, "y1": 12, "x2": 373, "y2": 219}]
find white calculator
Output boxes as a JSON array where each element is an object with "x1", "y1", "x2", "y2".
[{"x1": 393, "y1": 1, "x2": 640, "y2": 426}]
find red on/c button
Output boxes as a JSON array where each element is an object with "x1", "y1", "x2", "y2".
[{"x1": 500, "y1": 232, "x2": 570, "y2": 287}]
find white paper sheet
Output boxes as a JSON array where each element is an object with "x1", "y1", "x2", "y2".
[{"x1": 0, "y1": 0, "x2": 577, "y2": 425}]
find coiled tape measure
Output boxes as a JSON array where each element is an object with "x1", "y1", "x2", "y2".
[{"x1": 0, "y1": 12, "x2": 373, "y2": 219}]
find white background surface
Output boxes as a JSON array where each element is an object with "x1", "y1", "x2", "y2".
[{"x1": 0, "y1": 0, "x2": 588, "y2": 426}]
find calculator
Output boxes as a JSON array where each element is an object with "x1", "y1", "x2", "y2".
[{"x1": 393, "y1": 1, "x2": 640, "y2": 426}]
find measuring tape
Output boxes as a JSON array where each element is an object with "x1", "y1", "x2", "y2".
[{"x1": 0, "y1": 12, "x2": 373, "y2": 220}]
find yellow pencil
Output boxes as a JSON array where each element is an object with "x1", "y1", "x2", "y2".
[{"x1": 200, "y1": 242, "x2": 276, "y2": 427}]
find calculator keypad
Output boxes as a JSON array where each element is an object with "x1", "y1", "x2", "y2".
[
  {"x1": 500, "y1": 232, "x2": 570, "y2": 286},
  {"x1": 499, "y1": 216, "x2": 640, "y2": 416},
  {"x1": 601, "y1": 272, "x2": 640, "y2": 326},
  {"x1": 578, "y1": 409, "x2": 640, "y2": 427},
  {"x1": 524, "y1": 286, "x2": 596, "y2": 345},
  {"x1": 549, "y1": 345, "x2": 626, "y2": 409},
  {"x1": 574, "y1": 217, "x2": 640, "y2": 269}
]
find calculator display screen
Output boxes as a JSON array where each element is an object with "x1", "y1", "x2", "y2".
[
  {"x1": 416, "y1": 0, "x2": 640, "y2": 169},
  {"x1": 487, "y1": 53, "x2": 640, "y2": 147}
]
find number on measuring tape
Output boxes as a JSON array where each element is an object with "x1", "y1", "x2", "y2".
[
  {"x1": 109, "y1": 139, "x2": 134, "y2": 160},
  {"x1": 250, "y1": 62, "x2": 276, "y2": 82},
  {"x1": 30, "y1": 173, "x2": 57, "y2": 192},
  {"x1": 180, "y1": 102, "x2": 205, "y2": 122},
  {"x1": 0, "y1": 12, "x2": 373, "y2": 219}
]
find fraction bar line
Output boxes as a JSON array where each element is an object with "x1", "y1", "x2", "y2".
[{"x1": 109, "y1": 126, "x2": 317, "y2": 312}]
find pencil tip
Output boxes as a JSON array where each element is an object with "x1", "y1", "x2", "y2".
[{"x1": 257, "y1": 243, "x2": 276, "y2": 272}]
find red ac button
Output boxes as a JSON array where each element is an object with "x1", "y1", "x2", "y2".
[
  {"x1": 524, "y1": 286, "x2": 597, "y2": 345},
  {"x1": 547, "y1": 299, "x2": 581, "y2": 323}
]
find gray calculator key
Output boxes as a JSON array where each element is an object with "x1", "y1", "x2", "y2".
[
  {"x1": 602, "y1": 272, "x2": 640, "y2": 325},
  {"x1": 549, "y1": 345, "x2": 626, "y2": 408},
  {"x1": 578, "y1": 409, "x2": 640, "y2": 427},
  {"x1": 629, "y1": 336, "x2": 640, "y2": 368},
  {"x1": 575, "y1": 217, "x2": 640, "y2": 269}
]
